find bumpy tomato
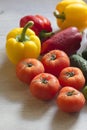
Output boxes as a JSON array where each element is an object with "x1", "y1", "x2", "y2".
[
  {"x1": 56, "y1": 86, "x2": 85, "y2": 113},
  {"x1": 41, "y1": 50, "x2": 70, "y2": 77},
  {"x1": 29, "y1": 73, "x2": 61, "y2": 100},
  {"x1": 58, "y1": 67, "x2": 85, "y2": 90},
  {"x1": 16, "y1": 58, "x2": 45, "y2": 84}
]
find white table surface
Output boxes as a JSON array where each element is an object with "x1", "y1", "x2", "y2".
[{"x1": 1, "y1": 0, "x2": 87, "y2": 130}]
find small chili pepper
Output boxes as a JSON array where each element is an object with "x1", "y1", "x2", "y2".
[
  {"x1": 19, "y1": 15, "x2": 53, "y2": 42},
  {"x1": 6, "y1": 21, "x2": 41, "y2": 64},
  {"x1": 41, "y1": 27, "x2": 82, "y2": 56},
  {"x1": 54, "y1": 0, "x2": 87, "y2": 31}
]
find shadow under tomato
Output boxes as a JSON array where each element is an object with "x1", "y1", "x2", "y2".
[
  {"x1": 0, "y1": 56, "x2": 54, "y2": 120},
  {"x1": 0, "y1": 56, "x2": 28, "y2": 102},
  {"x1": 50, "y1": 107, "x2": 80, "y2": 130},
  {"x1": 20, "y1": 90, "x2": 55, "y2": 120},
  {"x1": 81, "y1": 103, "x2": 87, "y2": 113}
]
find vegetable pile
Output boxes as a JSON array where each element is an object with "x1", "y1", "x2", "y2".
[{"x1": 5, "y1": 0, "x2": 87, "y2": 113}]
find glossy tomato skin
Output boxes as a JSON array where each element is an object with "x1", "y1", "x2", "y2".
[
  {"x1": 41, "y1": 50, "x2": 70, "y2": 77},
  {"x1": 58, "y1": 67, "x2": 85, "y2": 90},
  {"x1": 56, "y1": 86, "x2": 85, "y2": 113},
  {"x1": 16, "y1": 58, "x2": 45, "y2": 84},
  {"x1": 29, "y1": 73, "x2": 61, "y2": 100}
]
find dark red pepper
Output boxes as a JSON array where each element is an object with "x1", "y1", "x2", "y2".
[
  {"x1": 41, "y1": 27, "x2": 82, "y2": 56},
  {"x1": 20, "y1": 15, "x2": 53, "y2": 42}
]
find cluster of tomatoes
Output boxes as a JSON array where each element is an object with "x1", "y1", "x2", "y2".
[{"x1": 16, "y1": 49, "x2": 86, "y2": 113}]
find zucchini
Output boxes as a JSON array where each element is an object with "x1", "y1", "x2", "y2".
[
  {"x1": 82, "y1": 49, "x2": 87, "y2": 60},
  {"x1": 70, "y1": 54, "x2": 87, "y2": 79}
]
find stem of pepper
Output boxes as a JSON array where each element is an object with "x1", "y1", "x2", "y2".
[
  {"x1": 19, "y1": 21, "x2": 34, "y2": 42},
  {"x1": 39, "y1": 30, "x2": 54, "y2": 41},
  {"x1": 53, "y1": 10, "x2": 65, "y2": 20}
]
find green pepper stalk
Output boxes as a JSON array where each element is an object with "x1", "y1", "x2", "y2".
[
  {"x1": 18, "y1": 21, "x2": 34, "y2": 42},
  {"x1": 39, "y1": 30, "x2": 54, "y2": 41}
]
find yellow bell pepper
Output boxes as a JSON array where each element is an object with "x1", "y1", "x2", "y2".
[
  {"x1": 54, "y1": 0, "x2": 87, "y2": 31},
  {"x1": 6, "y1": 21, "x2": 41, "y2": 64}
]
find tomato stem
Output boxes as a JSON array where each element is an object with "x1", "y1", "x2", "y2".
[
  {"x1": 66, "y1": 72, "x2": 75, "y2": 77},
  {"x1": 42, "y1": 78, "x2": 48, "y2": 84},
  {"x1": 27, "y1": 63, "x2": 33, "y2": 67},
  {"x1": 50, "y1": 54, "x2": 56, "y2": 60},
  {"x1": 67, "y1": 90, "x2": 75, "y2": 96}
]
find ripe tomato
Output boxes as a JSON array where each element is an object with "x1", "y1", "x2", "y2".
[
  {"x1": 29, "y1": 73, "x2": 61, "y2": 100},
  {"x1": 41, "y1": 50, "x2": 70, "y2": 77},
  {"x1": 58, "y1": 67, "x2": 85, "y2": 90},
  {"x1": 16, "y1": 58, "x2": 45, "y2": 84},
  {"x1": 56, "y1": 86, "x2": 85, "y2": 113}
]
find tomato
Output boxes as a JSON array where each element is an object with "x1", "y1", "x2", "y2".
[
  {"x1": 16, "y1": 58, "x2": 45, "y2": 84},
  {"x1": 29, "y1": 73, "x2": 61, "y2": 100},
  {"x1": 56, "y1": 86, "x2": 86, "y2": 113},
  {"x1": 41, "y1": 50, "x2": 70, "y2": 77},
  {"x1": 58, "y1": 67, "x2": 85, "y2": 90}
]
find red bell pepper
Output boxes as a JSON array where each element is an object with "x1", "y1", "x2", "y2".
[{"x1": 20, "y1": 15, "x2": 53, "y2": 42}]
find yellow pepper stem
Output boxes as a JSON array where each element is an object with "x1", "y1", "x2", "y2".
[
  {"x1": 19, "y1": 21, "x2": 34, "y2": 42},
  {"x1": 53, "y1": 10, "x2": 65, "y2": 20}
]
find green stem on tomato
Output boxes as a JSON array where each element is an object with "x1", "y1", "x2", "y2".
[
  {"x1": 67, "y1": 90, "x2": 75, "y2": 96},
  {"x1": 50, "y1": 54, "x2": 56, "y2": 60},
  {"x1": 42, "y1": 78, "x2": 48, "y2": 84},
  {"x1": 66, "y1": 72, "x2": 75, "y2": 78}
]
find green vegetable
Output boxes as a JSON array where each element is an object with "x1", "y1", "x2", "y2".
[
  {"x1": 82, "y1": 85, "x2": 87, "y2": 100},
  {"x1": 82, "y1": 48, "x2": 87, "y2": 60},
  {"x1": 70, "y1": 54, "x2": 87, "y2": 79}
]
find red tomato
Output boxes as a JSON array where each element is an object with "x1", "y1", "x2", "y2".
[
  {"x1": 16, "y1": 58, "x2": 45, "y2": 84},
  {"x1": 41, "y1": 50, "x2": 70, "y2": 77},
  {"x1": 29, "y1": 73, "x2": 61, "y2": 100},
  {"x1": 58, "y1": 67, "x2": 85, "y2": 90},
  {"x1": 56, "y1": 86, "x2": 85, "y2": 113}
]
